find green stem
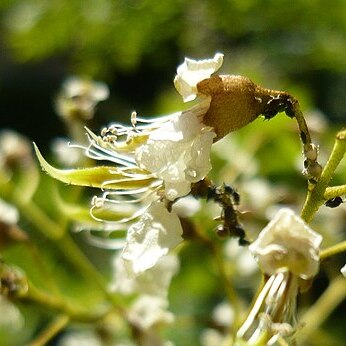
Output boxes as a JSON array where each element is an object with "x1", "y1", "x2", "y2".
[
  {"x1": 324, "y1": 184, "x2": 346, "y2": 200},
  {"x1": 297, "y1": 276, "x2": 346, "y2": 343},
  {"x1": 3, "y1": 178, "x2": 123, "y2": 310},
  {"x1": 25, "y1": 242, "x2": 61, "y2": 296},
  {"x1": 320, "y1": 240, "x2": 346, "y2": 260},
  {"x1": 24, "y1": 281, "x2": 111, "y2": 322},
  {"x1": 28, "y1": 314, "x2": 70, "y2": 346},
  {"x1": 58, "y1": 234, "x2": 124, "y2": 309},
  {"x1": 289, "y1": 97, "x2": 313, "y2": 145},
  {"x1": 301, "y1": 129, "x2": 346, "y2": 223},
  {"x1": 12, "y1": 192, "x2": 63, "y2": 239}
]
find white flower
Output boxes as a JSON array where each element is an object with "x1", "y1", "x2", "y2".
[
  {"x1": 341, "y1": 264, "x2": 346, "y2": 278},
  {"x1": 121, "y1": 201, "x2": 183, "y2": 276},
  {"x1": 249, "y1": 208, "x2": 322, "y2": 279},
  {"x1": 0, "y1": 130, "x2": 33, "y2": 169},
  {"x1": 36, "y1": 54, "x2": 224, "y2": 275},
  {"x1": 237, "y1": 208, "x2": 323, "y2": 344},
  {"x1": 110, "y1": 253, "x2": 179, "y2": 297},
  {"x1": 174, "y1": 53, "x2": 224, "y2": 102},
  {"x1": 56, "y1": 76, "x2": 109, "y2": 120},
  {"x1": 63, "y1": 77, "x2": 109, "y2": 102},
  {"x1": 127, "y1": 295, "x2": 174, "y2": 331}
]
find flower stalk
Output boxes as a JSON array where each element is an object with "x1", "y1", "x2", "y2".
[{"x1": 301, "y1": 129, "x2": 346, "y2": 223}]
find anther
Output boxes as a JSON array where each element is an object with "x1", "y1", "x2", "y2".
[{"x1": 131, "y1": 111, "x2": 137, "y2": 127}]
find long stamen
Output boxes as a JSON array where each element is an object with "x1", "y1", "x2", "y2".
[
  {"x1": 90, "y1": 203, "x2": 149, "y2": 224},
  {"x1": 237, "y1": 274, "x2": 276, "y2": 338},
  {"x1": 102, "y1": 184, "x2": 162, "y2": 204},
  {"x1": 88, "y1": 138, "x2": 137, "y2": 164}
]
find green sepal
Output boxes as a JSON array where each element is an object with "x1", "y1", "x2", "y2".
[{"x1": 33, "y1": 143, "x2": 155, "y2": 190}]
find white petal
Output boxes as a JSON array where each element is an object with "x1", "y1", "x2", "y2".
[
  {"x1": 174, "y1": 53, "x2": 224, "y2": 102},
  {"x1": 184, "y1": 130, "x2": 215, "y2": 182},
  {"x1": 172, "y1": 195, "x2": 201, "y2": 218},
  {"x1": 111, "y1": 253, "x2": 179, "y2": 298},
  {"x1": 121, "y1": 201, "x2": 183, "y2": 276},
  {"x1": 136, "y1": 111, "x2": 215, "y2": 200},
  {"x1": 127, "y1": 295, "x2": 174, "y2": 330},
  {"x1": 149, "y1": 111, "x2": 202, "y2": 142},
  {"x1": 249, "y1": 208, "x2": 322, "y2": 279},
  {"x1": 341, "y1": 264, "x2": 346, "y2": 278}
]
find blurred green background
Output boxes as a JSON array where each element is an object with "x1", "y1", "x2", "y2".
[{"x1": 0, "y1": 1, "x2": 346, "y2": 345}]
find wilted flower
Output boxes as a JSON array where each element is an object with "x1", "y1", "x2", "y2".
[{"x1": 237, "y1": 208, "x2": 322, "y2": 344}]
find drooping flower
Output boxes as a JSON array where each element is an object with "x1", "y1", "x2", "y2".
[
  {"x1": 236, "y1": 208, "x2": 322, "y2": 345},
  {"x1": 249, "y1": 208, "x2": 322, "y2": 279}
]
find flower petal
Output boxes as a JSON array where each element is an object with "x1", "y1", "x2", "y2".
[
  {"x1": 121, "y1": 201, "x2": 183, "y2": 276},
  {"x1": 174, "y1": 53, "x2": 224, "y2": 102},
  {"x1": 249, "y1": 208, "x2": 322, "y2": 279},
  {"x1": 111, "y1": 253, "x2": 179, "y2": 298},
  {"x1": 135, "y1": 111, "x2": 215, "y2": 200}
]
